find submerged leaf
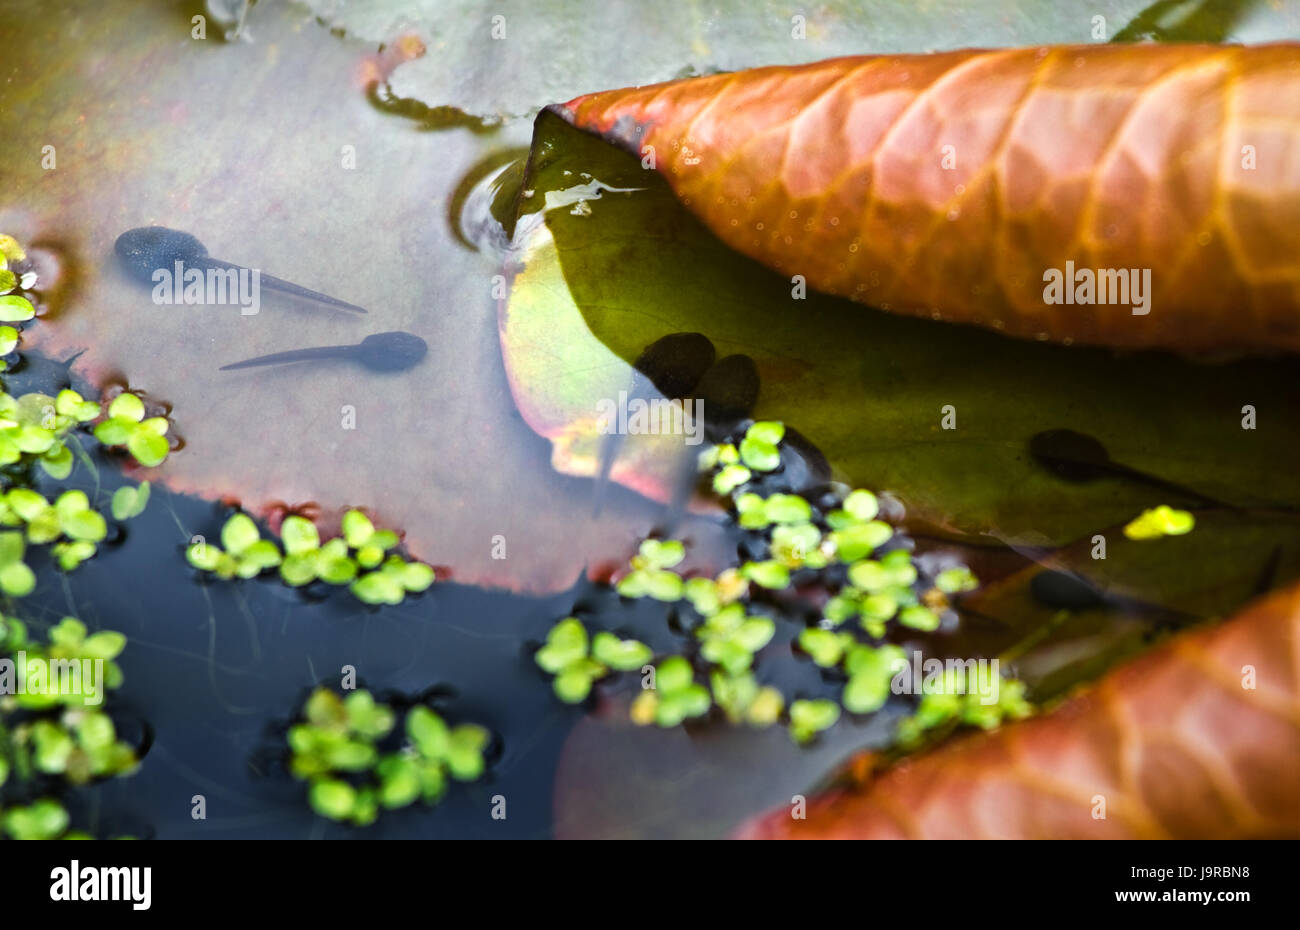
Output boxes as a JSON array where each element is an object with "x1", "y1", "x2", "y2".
[{"x1": 504, "y1": 109, "x2": 1300, "y2": 557}]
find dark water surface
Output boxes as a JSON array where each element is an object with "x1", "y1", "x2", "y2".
[{"x1": 12, "y1": 356, "x2": 576, "y2": 839}]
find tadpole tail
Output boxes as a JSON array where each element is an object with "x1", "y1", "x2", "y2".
[
  {"x1": 219, "y1": 345, "x2": 353, "y2": 370},
  {"x1": 199, "y1": 258, "x2": 368, "y2": 314},
  {"x1": 1116, "y1": 464, "x2": 1232, "y2": 511},
  {"x1": 591, "y1": 431, "x2": 623, "y2": 517}
]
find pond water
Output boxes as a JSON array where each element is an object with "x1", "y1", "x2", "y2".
[{"x1": 3, "y1": 0, "x2": 1298, "y2": 839}]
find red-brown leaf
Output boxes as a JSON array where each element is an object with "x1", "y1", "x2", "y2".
[
  {"x1": 554, "y1": 44, "x2": 1300, "y2": 353},
  {"x1": 734, "y1": 581, "x2": 1300, "y2": 839}
]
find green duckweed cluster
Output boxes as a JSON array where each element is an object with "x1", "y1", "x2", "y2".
[
  {"x1": 895, "y1": 664, "x2": 1032, "y2": 748},
  {"x1": 0, "y1": 614, "x2": 138, "y2": 839},
  {"x1": 0, "y1": 234, "x2": 158, "y2": 595},
  {"x1": 0, "y1": 477, "x2": 153, "y2": 595},
  {"x1": 0, "y1": 235, "x2": 171, "y2": 468},
  {"x1": 535, "y1": 617, "x2": 653, "y2": 703},
  {"x1": 91, "y1": 391, "x2": 171, "y2": 468},
  {"x1": 0, "y1": 235, "x2": 36, "y2": 345},
  {"x1": 537, "y1": 420, "x2": 1032, "y2": 746},
  {"x1": 288, "y1": 687, "x2": 490, "y2": 826},
  {"x1": 1123, "y1": 504, "x2": 1195, "y2": 541},
  {"x1": 186, "y1": 510, "x2": 435, "y2": 605},
  {"x1": 0, "y1": 234, "x2": 153, "y2": 837}
]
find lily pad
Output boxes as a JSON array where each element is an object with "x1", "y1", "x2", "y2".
[
  {"x1": 1, "y1": 0, "x2": 732, "y2": 593},
  {"x1": 298, "y1": 0, "x2": 1194, "y2": 119}
]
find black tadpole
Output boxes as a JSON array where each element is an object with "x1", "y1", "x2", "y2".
[
  {"x1": 1028, "y1": 428, "x2": 1227, "y2": 508},
  {"x1": 220, "y1": 332, "x2": 428, "y2": 373},
  {"x1": 114, "y1": 226, "x2": 368, "y2": 314}
]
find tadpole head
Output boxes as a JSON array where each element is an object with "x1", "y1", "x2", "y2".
[
  {"x1": 115, "y1": 227, "x2": 208, "y2": 283},
  {"x1": 632, "y1": 332, "x2": 716, "y2": 400},
  {"x1": 1029, "y1": 569, "x2": 1109, "y2": 610},
  {"x1": 1029, "y1": 428, "x2": 1114, "y2": 482},
  {"x1": 695, "y1": 353, "x2": 760, "y2": 439},
  {"x1": 357, "y1": 331, "x2": 428, "y2": 372}
]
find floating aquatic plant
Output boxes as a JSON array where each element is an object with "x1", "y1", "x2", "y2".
[
  {"x1": 534, "y1": 616, "x2": 652, "y2": 703},
  {"x1": 0, "y1": 296, "x2": 33, "y2": 324},
  {"x1": 110, "y1": 481, "x2": 151, "y2": 521},
  {"x1": 544, "y1": 419, "x2": 1033, "y2": 746},
  {"x1": 629, "y1": 656, "x2": 711, "y2": 728},
  {"x1": 92, "y1": 391, "x2": 171, "y2": 468},
  {"x1": 737, "y1": 420, "x2": 784, "y2": 472},
  {"x1": 1, "y1": 798, "x2": 81, "y2": 840},
  {"x1": 2, "y1": 248, "x2": 157, "y2": 467},
  {"x1": 0, "y1": 483, "x2": 147, "y2": 585},
  {"x1": 186, "y1": 509, "x2": 435, "y2": 605},
  {"x1": 287, "y1": 687, "x2": 490, "y2": 826},
  {"x1": 0, "y1": 388, "x2": 99, "y2": 480},
  {"x1": 895, "y1": 667, "x2": 1033, "y2": 748},
  {"x1": 694, "y1": 604, "x2": 774, "y2": 675},
  {"x1": 1123, "y1": 505, "x2": 1195, "y2": 541},
  {"x1": 0, "y1": 616, "x2": 127, "y2": 710},
  {"x1": 0, "y1": 532, "x2": 35, "y2": 597},
  {"x1": 0, "y1": 615, "x2": 138, "y2": 839},
  {"x1": 787, "y1": 699, "x2": 841, "y2": 745},
  {"x1": 710, "y1": 670, "x2": 783, "y2": 727},
  {"x1": 841, "y1": 643, "x2": 908, "y2": 715},
  {"x1": 614, "y1": 538, "x2": 686, "y2": 601}
]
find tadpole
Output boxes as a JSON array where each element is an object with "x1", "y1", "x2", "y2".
[
  {"x1": 220, "y1": 332, "x2": 427, "y2": 373},
  {"x1": 1028, "y1": 428, "x2": 1226, "y2": 508},
  {"x1": 115, "y1": 226, "x2": 368, "y2": 314}
]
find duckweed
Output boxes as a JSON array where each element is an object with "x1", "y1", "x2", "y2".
[
  {"x1": 629, "y1": 656, "x2": 711, "y2": 727},
  {"x1": 542, "y1": 419, "x2": 1034, "y2": 747},
  {"x1": 695, "y1": 604, "x2": 775, "y2": 674},
  {"x1": 1123, "y1": 505, "x2": 1195, "y2": 540},
  {"x1": 288, "y1": 687, "x2": 490, "y2": 825},
  {"x1": 788, "y1": 698, "x2": 840, "y2": 744},
  {"x1": 0, "y1": 486, "x2": 117, "y2": 585},
  {"x1": 615, "y1": 537, "x2": 686, "y2": 601},
  {"x1": 92, "y1": 392, "x2": 170, "y2": 468},
  {"x1": 534, "y1": 616, "x2": 652, "y2": 703},
  {"x1": 186, "y1": 510, "x2": 435, "y2": 605},
  {"x1": 737, "y1": 420, "x2": 784, "y2": 471},
  {"x1": 895, "y1": 668, "x2": 1033, "y2": 748},
  {"x1": 0, "y1": 237, "x2": 146, "y2": 838},
  {"x1": 1, "y1": 614, "x2": 138, "y2": 839},
  {"x1": 711, "y1": 670, "x2": 783, "y2": 727}
]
